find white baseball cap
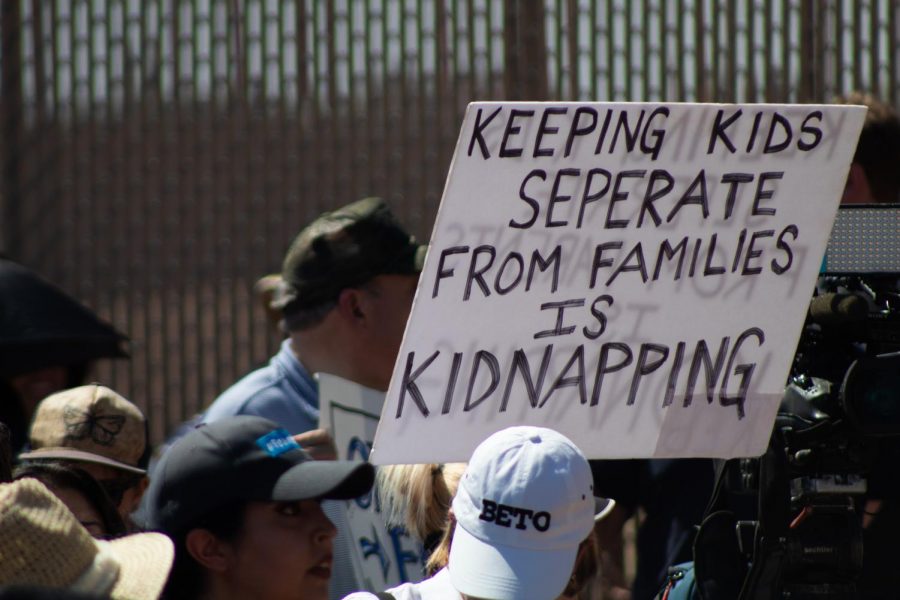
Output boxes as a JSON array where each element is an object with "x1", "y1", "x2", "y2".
[{"x1": 448, "y1": 426, "x2": 612, "y2": 600}]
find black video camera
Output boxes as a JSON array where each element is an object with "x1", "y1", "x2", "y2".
[{"x1": 694, "y1": 205, "x2": 900, "y2": 600}]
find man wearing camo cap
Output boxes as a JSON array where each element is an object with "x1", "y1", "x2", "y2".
[
  {"x1": 200, "y1": 197, "x2": 424, "y2": 598},
  {"x1": 204, "y1": 197, "x2": 423, "y2": 431}
]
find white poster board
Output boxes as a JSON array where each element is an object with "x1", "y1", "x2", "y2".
[
  {"x1": 371, "y1": 102, "x2": 867, "y2": 464},
  {"x1": 317, "y1": 373, "x2": 425, "y2": 590}
]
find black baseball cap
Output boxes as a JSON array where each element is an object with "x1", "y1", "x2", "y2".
[
  {"x1": 272, "y1": 197, "x2": 426, "y2": 312},
  {"x1": 148, "y1": 416, "x2": 375, "y2": 534}
]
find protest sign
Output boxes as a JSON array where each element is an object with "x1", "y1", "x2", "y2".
[
  {"x1": 371, "y1": 102, "x2": 867, "y2": 464},
  {"x1": 317, "y1": 373, "x2": 425, "y2": 590}
]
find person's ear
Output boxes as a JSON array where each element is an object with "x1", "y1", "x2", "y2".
[
  {"x1": 184, "y1": 529, "x2": 234, "y2": 573},
  {"x1": 842, "y1": 162, "x2": 872, "y2": 204},
  {"x1": 120, "y1": 476, "x2": 149, "y2": 515},
  {"x1": 336, "y1": 288, "x2": 368, "y2": 324}
]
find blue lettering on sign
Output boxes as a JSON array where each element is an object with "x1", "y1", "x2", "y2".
[
  {"x1": 347, "y1": 436, "x2": 371, "y2": 461},
  {"x1": 348, "y1": 436, "x2": 375, "y2": 510},
  {"x1": 388, "y1": 527, "x2": 423, "y2": 583},
  {"x1": 255, "y1": 429, "x2": 301, "y2": 457},
  {"x1": 349, "y1": 435, "x2": 425, "y2": 583},
  {"x1": 360, "y1": 525, "x2": 392, "y2": 579}
]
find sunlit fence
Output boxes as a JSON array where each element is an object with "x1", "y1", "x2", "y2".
[{"x1": 2, "y1": 0, "x2": 897, "y2": 443}]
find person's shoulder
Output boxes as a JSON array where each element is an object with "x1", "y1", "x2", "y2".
[
  {"x1": 339, "y1": 572, "x2": 458, "y2": 600},
  {"x1": 203, "y1": 360, "x2": 290, "y2": 419},
  {"x1": 202, "y1": 351, "x2": 320, "y2": 433},
  {"x1": 384, "y1": 569, "x2": 459, "y2": 600}
]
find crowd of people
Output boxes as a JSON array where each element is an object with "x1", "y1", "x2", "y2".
[{"x1": 1, "y1": 92, "x2": 899, "y2": 600}]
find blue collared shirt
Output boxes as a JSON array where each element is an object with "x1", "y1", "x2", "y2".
[{"x1": 202, "y1": 339, "x2": 319, "y2": 434}]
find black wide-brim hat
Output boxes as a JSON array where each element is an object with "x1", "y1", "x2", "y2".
[
  {"x1": 148, "y1": 415, "x2": 375, "y2": 535},
  {"x1": 0, "y1": 259, "x2": 128, "y2": 378}
]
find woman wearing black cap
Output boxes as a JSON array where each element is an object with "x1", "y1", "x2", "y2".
[{"x1": 144, "y1": 415, "x2": 375, "y2": 600}]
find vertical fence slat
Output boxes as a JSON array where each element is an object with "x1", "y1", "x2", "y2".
[
  {"x1": 833, "y1": 0, "x2": 843, "y2": 97},
  {"x1": 852, "y1": 0, "x2": 862, "y2": 92},
  {"x1": 725, "y1": 0, "x2": 737, "y2": 102},
  {"x1": 763, "y1": 0, "x2": 773, "y2": 100},
  {"x1": 553, "y1": 0, "x2": 562, "y2": 100},
  {"x1": 607, "y1": 0, "x2": 616, "y2": 99},
  {"x1": 624, "y1": 0, "x2": 632, "y2": 100},
  {"x1": 484, "y1": 0, "x2": 493, "y2": 96},
  {"x1": 1, "y1": 1, "x2": 23, "y2": 259},
  {"x1": 640, "y1": 0, "x2": 650, "y2": 100},
  {"x1": 710, "y1": 0, "x2": 720, "y2": 101},
  {"x1": 659, "y1": 0, "x2": 667, "y2": 101},
  {"x1": 870, "y1": 0, "x2": 880, "y2": 97},
  {"x1": 781, "y1": 0, "x2": 791, "y2": 100},
  {"x1": 812, "y1": 0, "x2": 825, "y2": 101},
  {"x1": 694, "y1": 0, "x2": 705, "y2": 100},
  {"x1": 798, "y1": 0, "x2": 813, "y2": 102},
  {"x1": 674, "y1": 0, "x2": 684, "y2": 100},
  {"x1": 381, "y1": 0, "x2": 392, "y2": 202},
  {"x1": 566, "y1": 0, "x2": 578, "y2": 99},
  {"x1": 746, "y1": 0, "x2": 756, "y2": 101},
  {"x1": 364, "y1": 0, "x2": 376, "y2": 193},
  {"x1": 588, "y1": 0, "x2": 597, "y2": 99},
  {"x1": 465, "y1": 0, "x2": 474, "y2": 101},
  {"x1": 890, "y1": 0, "x2": 898, "y2": 105}
]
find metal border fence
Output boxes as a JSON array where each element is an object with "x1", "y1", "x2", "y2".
[{"x1": 2, "y1": 0, "x2": 898, "y2": 443}]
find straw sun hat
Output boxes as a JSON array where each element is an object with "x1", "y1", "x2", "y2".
[{"x1": 0, "y1": 478, "x2": 173, "y2": 599}]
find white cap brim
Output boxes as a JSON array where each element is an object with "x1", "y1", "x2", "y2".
[
  {"x1": 594, "y1": 497, "x2": 616, "y2": 522},
  {"x1": 448, "y1": 521, "x2": 576, "y2": 600}
]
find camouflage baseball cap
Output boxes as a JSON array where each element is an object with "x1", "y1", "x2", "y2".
[{"x1": 273, "y1": 197, "x2": 426, "y2": 311}]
